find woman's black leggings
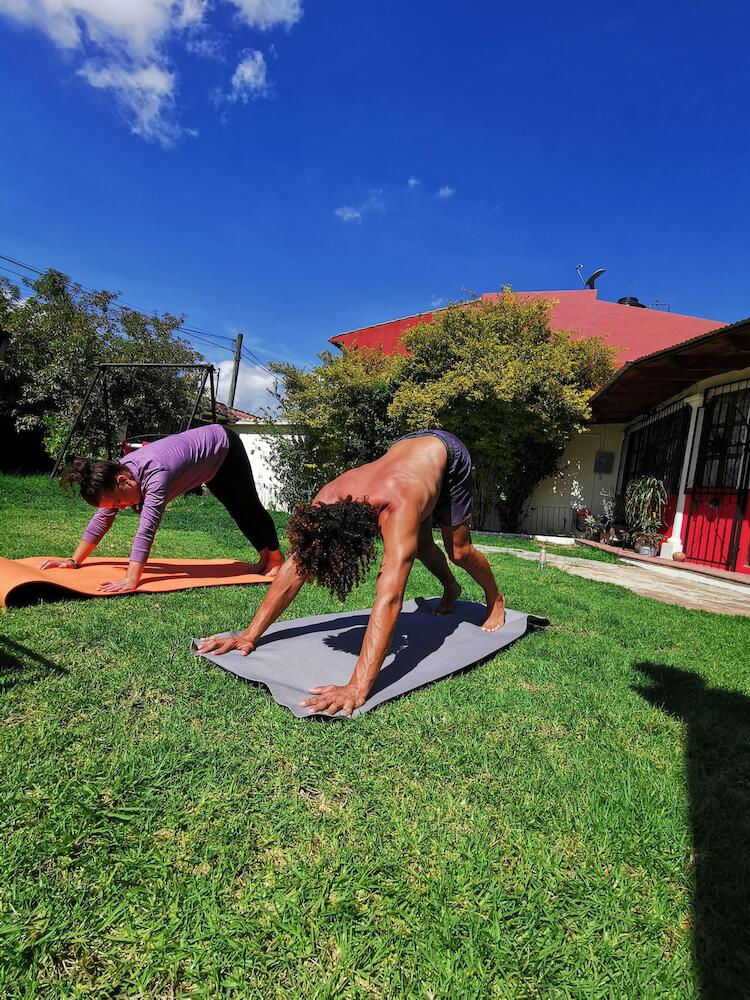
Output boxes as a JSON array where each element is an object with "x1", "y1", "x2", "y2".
[{"x1": 207, "y1": 429, "x2": 280, "y2": 553}]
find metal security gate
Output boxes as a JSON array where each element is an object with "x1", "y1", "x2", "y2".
[{"x1": 683, "y1": 379, "x2": 750, "y2": 573}]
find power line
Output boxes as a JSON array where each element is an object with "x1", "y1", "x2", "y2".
[
  {"x1": 240, "y1": 346, "x2": 283, "y2": 382},
  {"x1": 0, "y1": 251, "x2": 255, "y2": 354},
  {"x1": 0, "y1": 253, "x2": 43, "y2": 276},
  {"x1": 183, "y1": 332, "x2": 235, "y2": 355},
  {"x1": 0, "y1": 250, "x2": 291, "y2": 396},
  {"x1": 0, "y1": 262, "x2": 34, "y2": 283}
]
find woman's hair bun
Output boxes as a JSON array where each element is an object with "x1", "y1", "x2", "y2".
[
  {"x1": 60, "y1": 457, "x2": 91, "y2": 489},
  {"x1": 59, "y1": 457, "x2": 122, "y2": 505}
]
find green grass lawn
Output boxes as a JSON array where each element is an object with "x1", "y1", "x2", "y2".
[
  {"x1": 469, "y1": 533, "x2": 620, "y2": 563},
  {"x1": 1, "y1": 474, "x2": 749, "y2": 998}
]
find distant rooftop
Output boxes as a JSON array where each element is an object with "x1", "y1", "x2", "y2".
[{"x1": 199, "y1": 400, "x2": 259, "y2": 424}]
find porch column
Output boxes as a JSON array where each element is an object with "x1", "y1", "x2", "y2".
[{"x1": 660, "y1": 394, "x2": 704, "y2": 558}]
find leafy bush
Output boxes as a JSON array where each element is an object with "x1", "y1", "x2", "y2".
[{"x1": 269, "y1": 347, "x2": 406, "y2": 507}]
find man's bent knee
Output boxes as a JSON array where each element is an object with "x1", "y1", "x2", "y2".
[{"x1": 449, "y1": 545, "x2": 473, "y2": 568}]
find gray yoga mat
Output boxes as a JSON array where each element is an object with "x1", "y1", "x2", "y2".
[{"x1": 192, "y1": 598, "x2": 548, "y2": 718}]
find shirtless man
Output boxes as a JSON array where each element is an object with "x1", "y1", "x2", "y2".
[{"x1": 197, "y1": 430, "x2": 505, "y2": 716}]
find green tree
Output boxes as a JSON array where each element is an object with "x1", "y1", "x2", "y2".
[
  {"x1": 270, "y1": 347, "x2": 406, "y2": 507},
  {"x1": 0, "y1": 269, "x2": 205, "y2": 463},
  {"x1": 390, "y1": 291, "x2": 618, "y2": 528}
]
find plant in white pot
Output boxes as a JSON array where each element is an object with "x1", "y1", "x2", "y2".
[{"x1": 625, "y1": 476, "x2": 668, "y2": 556}]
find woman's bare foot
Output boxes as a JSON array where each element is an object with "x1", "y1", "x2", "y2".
[
  {"x1": 434, "y1": 578, "x2": 462, "y2": 615},
  {"x1": 263, "y1": 550, "x2": 284, "y2": 578},
  {"x1": 482, "y1": 595, "x2": 506, "y2": 632},
  {"x1": 246, "y1": 549, "x2": 285, "y2": 578}
]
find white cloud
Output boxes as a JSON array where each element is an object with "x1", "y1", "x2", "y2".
[
  {"x1": 0, "y1": 0, "x2": 180, "y2": 57},
  {"x1": 334, "y1": 189, "x2": 385, "y2": 225},
  {"x1": 0, "y1": 0, "x2": 301, "y2": 145},
  {"x1": 79, "y1": 61, "x2": 181, "y2": 145},
  {"x1": 177, "y1": 0, "x2": 209, "y2": 28},
  {"x1": 230, "y1": 0, "x2": 302, "y2": 30},
  {"x1": 437, "y1": 185, "x2": 455, "y2": 199},
  {"x1": 334, "y1": 205, "x2": 362, "y2": 224},
  {"x1": 407, "y1": 176, "x2": 420, "y2": 189},
  {"x1": 229, "y1": 49, "x2": 269, "y2": 101},
  {"x1": 186, "y1": 31, "x2": 224, "y2": 59},
  {"x1": 429, "y1": 296, "x2": 446, "y2": 308},
  {"x1": 217, "y1": 359, "x2": 277, "y2": 414}
]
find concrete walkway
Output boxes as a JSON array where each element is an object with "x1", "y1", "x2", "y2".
[{"x1": 476, "y1": 546, "x2": 750, "y2": 617}]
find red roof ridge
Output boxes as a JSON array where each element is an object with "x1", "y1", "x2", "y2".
[
  {"x1": 331, "y1": 289, "x2": 597, "y2": 342},
  {"x1": 329, "y1": 288, "x2": 725, "y2": 364}
]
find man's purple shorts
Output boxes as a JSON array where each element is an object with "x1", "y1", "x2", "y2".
[{"x1": 396, "y1": 430, "x2": 474, "y2": 527}]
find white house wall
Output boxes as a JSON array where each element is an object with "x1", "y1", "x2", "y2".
[{"x1": 524, "y1": 424, "x2": 627, "y2": 526}]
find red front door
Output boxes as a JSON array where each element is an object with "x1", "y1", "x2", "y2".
[{"x1": 682, "y1": 490, "x2": 740, "y2": 570}]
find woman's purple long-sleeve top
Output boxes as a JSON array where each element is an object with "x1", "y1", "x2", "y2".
[{"x1": 82, "y1": 424, "x2": 229, "y2": 564}]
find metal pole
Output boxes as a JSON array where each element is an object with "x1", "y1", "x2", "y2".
[
  {"x1": 228, "y1": 332, "x2": 243, "y2": 409},
  {"x1": 209, "y1": 367, "x2": 217, "y2": 423},
  {"x1": 50, "y1": 368, "x2": 102, "y2": 478},
  {"x1": 186, "y1": 367, "x2": 210, "y2": 429},
  {"x1": 101, "y1": 369, "x2": 112, "y2": 460}
]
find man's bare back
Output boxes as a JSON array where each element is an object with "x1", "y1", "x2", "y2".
[
  {"x1": 317, "y1": 435, "x2": 449, "y2": 528},
  {"x1": 197, "y1": 430, "x2": 505, "y2": 716}
]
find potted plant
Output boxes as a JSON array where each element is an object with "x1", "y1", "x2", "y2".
[
  {"x1": 625, "y1": 476, "x2": 668, "y2": 556},
  {"x1": 579, "y1": 490, "x2": 628, "y2": 546}
]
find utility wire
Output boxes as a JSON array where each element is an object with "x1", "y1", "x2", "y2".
[
  {"x1": 240, "y1": 346, "x2": 283, "y2": 382},
  {"x1": 1, "y1": 258, "x2": 233, "y2": 358},
  {"x1": 1, "y1": 252, "x2": 248, "y2": 353},
  {"x1": 1, "y1": 250, "x2": 289, "y2": 396}
]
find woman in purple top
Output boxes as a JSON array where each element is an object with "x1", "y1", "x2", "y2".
[{"x1": 40, "y1": 424, "x2": 283, "y2": 593}]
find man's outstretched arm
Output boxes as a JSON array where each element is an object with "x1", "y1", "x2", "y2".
[
  {"x1": 196, "y1": 554, "x2": 305, "y2": 655},
  {"x1": 301, "y1": 509, "x2": 419, "y2": 716}
]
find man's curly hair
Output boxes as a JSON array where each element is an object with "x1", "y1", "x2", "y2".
[{"x1": 288, "y1": 497, "x2": 380, "y2": 601}]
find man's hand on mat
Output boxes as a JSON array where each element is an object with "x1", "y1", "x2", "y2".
[
  {"x1": 39, "y1": 558, "x2": 78, "y2": 570},
  {"x1": 97, "y1": 579, "x2": 138, "y2": 594},
  {"x1": 301, "y1": 683, "x2": 367, "y2": 717},
  {"x1": 196, "y1": 634, "x2": 256, "y2": 656}
]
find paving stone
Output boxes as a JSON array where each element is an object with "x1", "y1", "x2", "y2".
[{"x1": 476, "y1": 546, "x2": 750, "y2": 618}]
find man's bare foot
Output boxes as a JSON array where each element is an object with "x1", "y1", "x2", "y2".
[
  {"x1": 434, "y1": 579, "x2": 462, "y2": 615},
  {"x1": 245, "y1": 549, "x2": 284, "y2": 578},
  {"x1": 482, "y1": 596, "x2": 506, "y2": 632}
]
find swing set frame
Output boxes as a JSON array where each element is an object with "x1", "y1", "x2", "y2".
[{"x1": 50, "y1": 362, "x2": 217, "y2": 479}]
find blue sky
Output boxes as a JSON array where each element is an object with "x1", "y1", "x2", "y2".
[{"x1": 1, "y1": 0, "x2": 748, "y2": 410}]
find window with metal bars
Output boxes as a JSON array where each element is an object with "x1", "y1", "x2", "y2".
[
  {"x1": 691, "y1": 379, "x2": 750, "y2": 490},
  {"x1": 619, "y1": 401, "x2": 692, "y2": 494}
]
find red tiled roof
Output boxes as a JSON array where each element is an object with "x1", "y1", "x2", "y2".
[
  {"x1": 199, "y1": 401, "x2": 259, "y2": 424},
  {"x1": 329, "y1": 289, "x2": 724, "y2": 365}
]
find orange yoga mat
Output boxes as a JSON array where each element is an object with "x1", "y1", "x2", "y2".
[{"x1": 0, "y1": 557, "x2": 272, "y2": 608}]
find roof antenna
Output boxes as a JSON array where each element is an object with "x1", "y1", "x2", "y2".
[{"x1": 576, "y1": 263, "x2": 606, "y2": 289}]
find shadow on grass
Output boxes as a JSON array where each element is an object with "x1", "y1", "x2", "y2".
[
  {"x1": 634, "y1": 662, "x2": 750, "y2": 999},
  {"x1": 0, "y1": 637, "x2": 67, "y2": 693}
]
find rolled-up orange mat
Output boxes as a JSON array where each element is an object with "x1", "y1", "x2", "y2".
[{"x1": 0, "y1": 557, "x2": 272, "y2": 608}]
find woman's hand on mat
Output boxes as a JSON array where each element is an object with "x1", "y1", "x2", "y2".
[
  {"x1": 301, "y1": 683, "x2": 367, "y2": 718},
  {"x1": 39, "y1": 558, "x2": 78, "y2": 570},
  {"x1": 196, "y1": 634, "x2": 256, "y2": 656},
  {"x1": 97, "y1": 579, "x2": 138, "y2": 594}
]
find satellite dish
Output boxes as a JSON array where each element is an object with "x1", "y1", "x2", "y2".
[{"x1": 585, "y1": 268, "x2": 606, "y2": 289}]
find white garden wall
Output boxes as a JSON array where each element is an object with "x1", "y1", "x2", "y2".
[{"x1": 229, "y1": 420, "x2": 295, "y2": 512}]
